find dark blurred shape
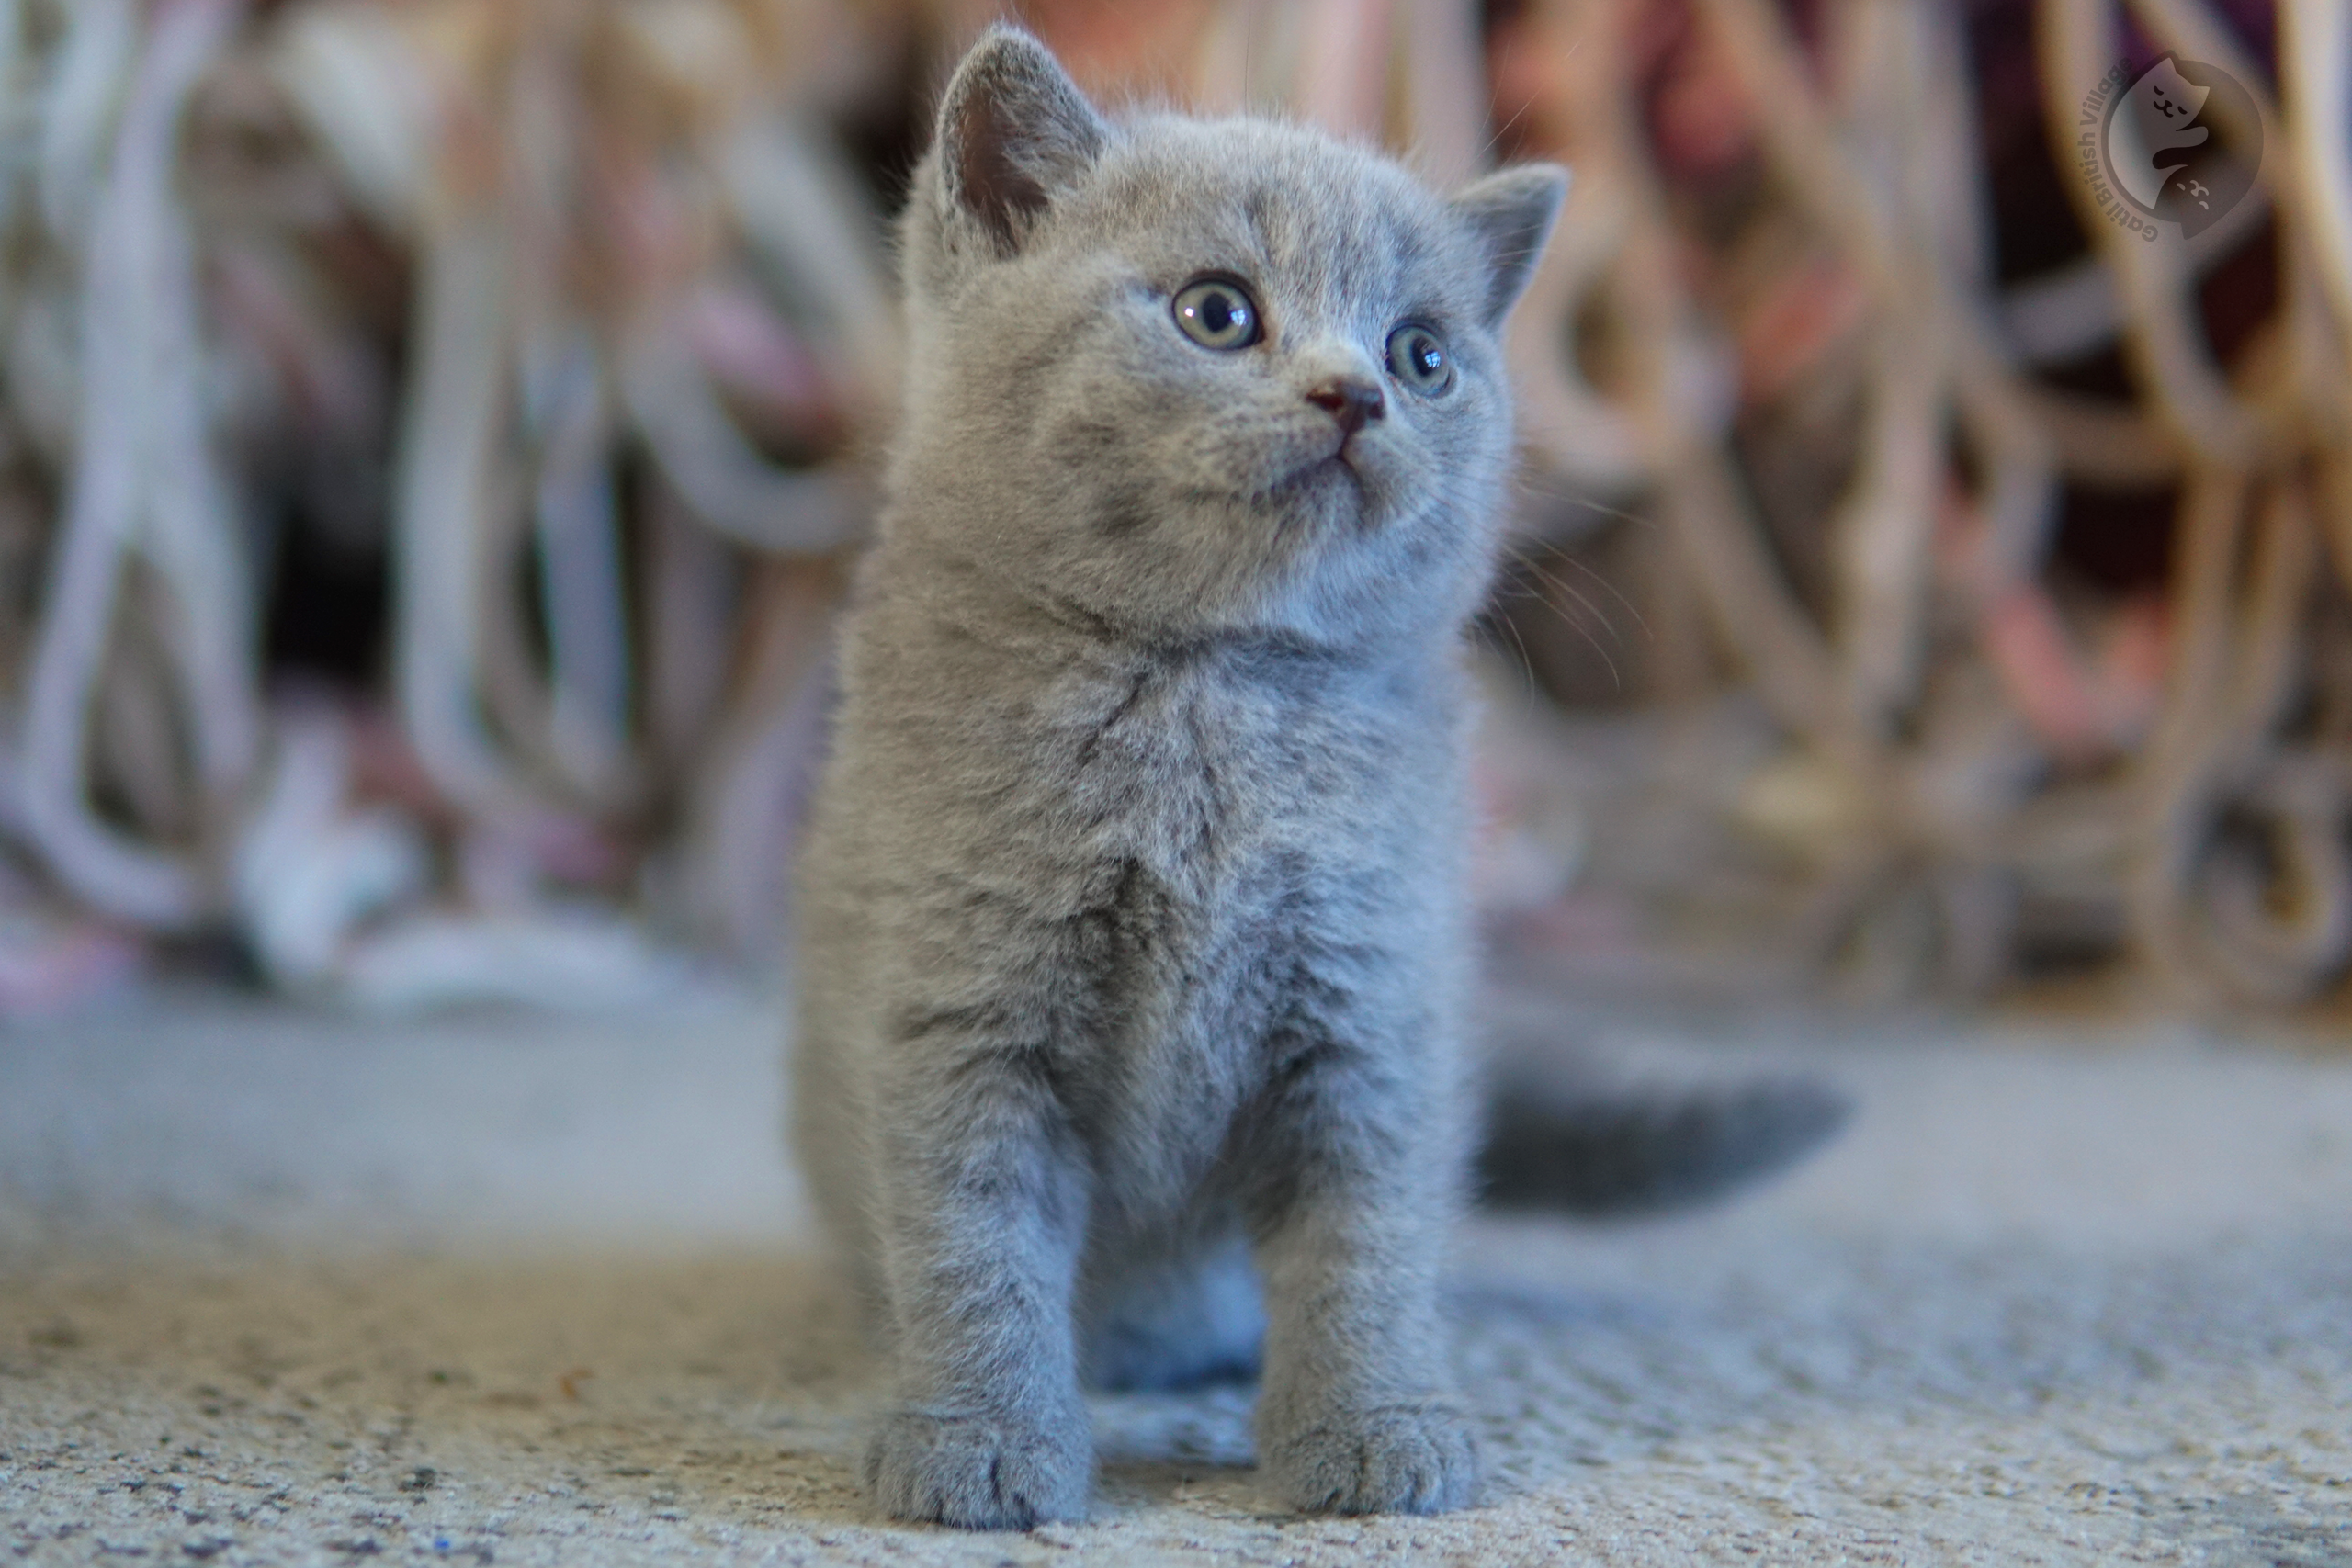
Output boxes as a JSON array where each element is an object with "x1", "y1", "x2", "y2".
[{"x1": 1480, "y1": 1068, "x2": 1852, "y2": 1216}]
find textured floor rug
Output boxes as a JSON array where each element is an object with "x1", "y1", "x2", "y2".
[{"x1": 4, "y1": 993, "x2": 2350, "y2": 1565}]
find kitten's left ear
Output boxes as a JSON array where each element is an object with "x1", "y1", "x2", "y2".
[
  {"x1": 935, "y1": 27, "x2": 1111, "y2": 257},
  {"x1": 1451, "y1": 164, "x2": 1570, "y2": 329}
]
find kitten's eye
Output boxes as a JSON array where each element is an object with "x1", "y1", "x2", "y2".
[
  {"x1": 1385, "y1": 323, "x2": 1453, "y2": 395},
  {"x1": 1172, "y1": 276, "x2": 1261, "y2": 350}
]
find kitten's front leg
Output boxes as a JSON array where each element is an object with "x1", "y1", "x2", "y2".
[
  {"x1": 1249, "y1": 1043, "x2": 1477, "y2": 1516},
  {"x1": 865, "y1": 1043, "x2": 1094, "y2": 1529}
]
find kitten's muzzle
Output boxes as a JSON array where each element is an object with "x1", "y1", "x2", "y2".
[{"x1": 1306, "y1": 376, "x2": 1385, "y2": 440}]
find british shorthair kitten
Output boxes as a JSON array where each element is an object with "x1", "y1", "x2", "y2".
[{"x1": 791, "y1": 26, "x2": 1837, "y2": 1530}]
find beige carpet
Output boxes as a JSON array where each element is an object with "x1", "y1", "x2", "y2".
[{"x1": 5, "y1": 993, "x2": 2352, "y2": 1565}]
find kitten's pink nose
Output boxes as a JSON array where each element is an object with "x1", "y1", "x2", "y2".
[{"x1": 1306, "y1": 376, "x2": 1385, "y2": 437}]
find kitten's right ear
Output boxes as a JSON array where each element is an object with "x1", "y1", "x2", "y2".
[
  {"x1": 933, "y1": 27, "x2": 1109, "y2": 257},
  {"x1": 1452, "y1": 163, "x2": 1570, "y2": 329}
]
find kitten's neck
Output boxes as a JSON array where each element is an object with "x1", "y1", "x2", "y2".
[{"x1": 851, "y1": 527, "x2": 1456, "y2": 706}]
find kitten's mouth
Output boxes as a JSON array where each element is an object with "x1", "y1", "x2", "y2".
[
  {"x1": 1276, "y1": 453, "x2": 1366, "y2": 506},
  {"x1": 1244, "y1": 433, "x2": 1381, "y2": 521}
]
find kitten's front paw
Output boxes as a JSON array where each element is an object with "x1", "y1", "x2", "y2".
[
  {"x1": 864, "y1": 1407, "x2": 1092, "y2": 1529},
  {"x1": 1264, "y1": 1402, "x2": 1478, "y2": 1516}
]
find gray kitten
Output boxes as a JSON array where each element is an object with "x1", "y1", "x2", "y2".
[{"x1": 792, "y1": 27, "x2": 1840, "y2": 1531}]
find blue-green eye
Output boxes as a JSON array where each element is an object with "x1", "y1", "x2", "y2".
[
  {"x1": 1172, "y1": 276, "x2": 1261, "y2": 350},
  {"x1": 1385, "y1": 323, "x2": 1452, "y2": 394}
]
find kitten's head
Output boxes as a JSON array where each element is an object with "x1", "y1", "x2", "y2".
[{"x1": 888, "y1": 27, "x2": 1566, "y2": 649}]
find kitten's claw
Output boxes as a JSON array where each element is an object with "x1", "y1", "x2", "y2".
[
  {"x1": 1264, "y1": 1403, "x2": 1479, "y2": 1516},
  {"x1": 864, "y1": 1407, "x2": 1092, "y2": 1529}
]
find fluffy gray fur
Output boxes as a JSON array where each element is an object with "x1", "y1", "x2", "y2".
[{"x1": 795, "y1": 25, "x2": 1567, "y2": 1529}]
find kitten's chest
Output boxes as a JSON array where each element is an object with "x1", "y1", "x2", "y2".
[
  {"x1": 1023, "y1": 650, "x2": 1458, "y2": 1205},
  {"x1": 1046, "y1": 655, "x2": 1344, "y2": 908},
  {"x1": 1034, "y1": 651, "x2": 1429, "y2": 1045}
]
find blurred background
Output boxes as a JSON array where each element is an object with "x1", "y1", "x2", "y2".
[{"x1": 0, "y1": 0, "x2": 2323, "y2": 1021}]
